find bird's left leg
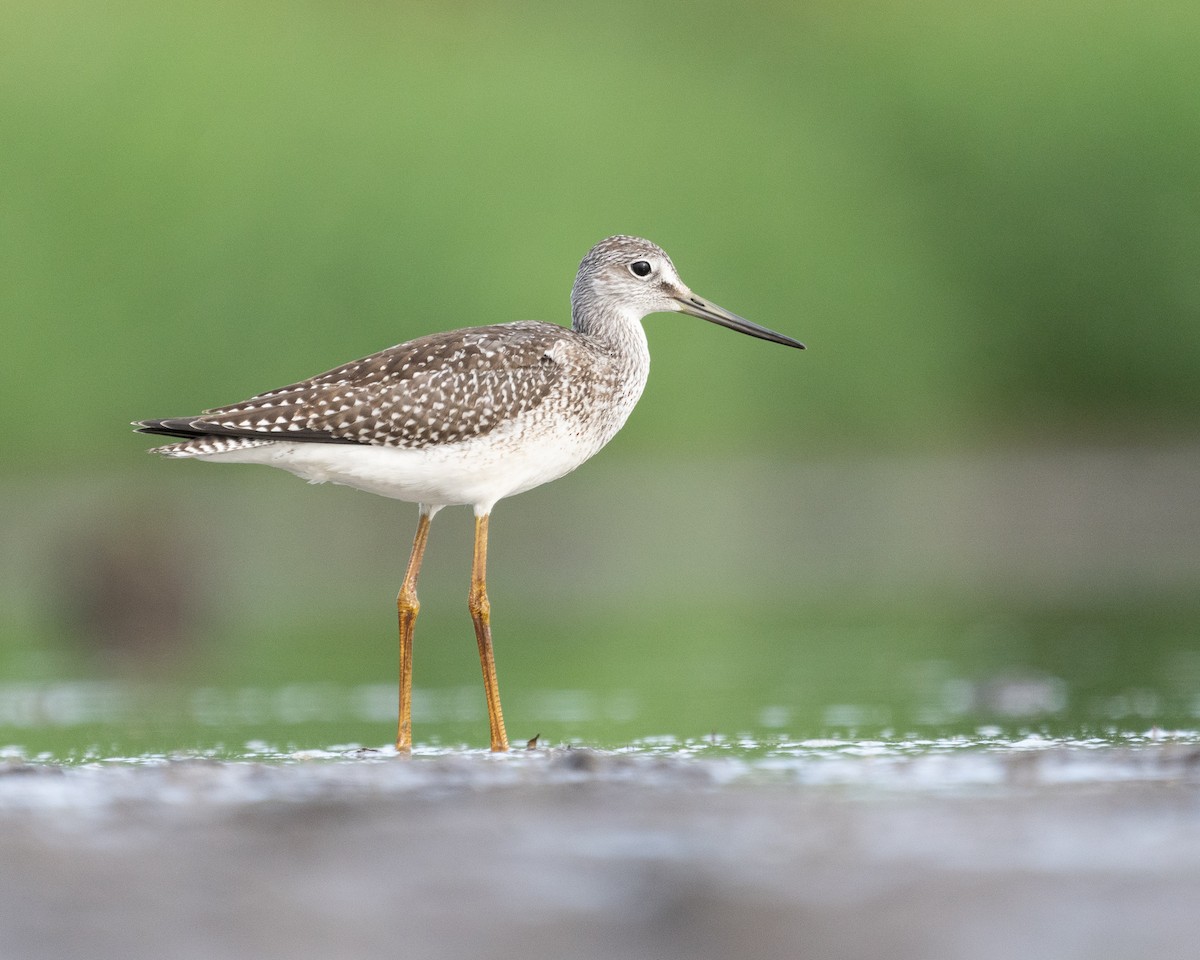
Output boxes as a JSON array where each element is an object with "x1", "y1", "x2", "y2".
[{"x1": 396, "y1": 505, "x2": 434, "y2": 752}]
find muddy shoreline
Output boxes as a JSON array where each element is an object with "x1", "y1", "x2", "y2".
[{"x1": 2, "y1": 744, "x2": 1198, "y2": 960}]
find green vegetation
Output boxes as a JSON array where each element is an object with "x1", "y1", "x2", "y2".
[
  {"x1": 2, "y1": 1, "x2": 1198, "y2": 753},
  {"x1": 3, "y1": 1, "x2": 1198, "y2": 463}
]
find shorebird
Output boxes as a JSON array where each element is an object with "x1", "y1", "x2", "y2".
[{"x1": 135, "y1": 236, "x2": 804, "y2": 752}]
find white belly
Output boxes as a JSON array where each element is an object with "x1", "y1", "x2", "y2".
[{"x1": 188, "y1": 411, "x2": 624, "y2": 512}]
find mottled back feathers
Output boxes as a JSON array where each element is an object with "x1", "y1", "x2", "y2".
[{"x1": 136, "y1": 321, "x2": 588, "y2": 453}]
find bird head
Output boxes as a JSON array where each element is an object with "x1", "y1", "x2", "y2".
[{"x1": 572, "y1": 235, "x2": 805, "y2": 349}]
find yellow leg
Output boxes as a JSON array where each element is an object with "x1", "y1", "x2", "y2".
[
  {"x1": 469, "y1": 513, "x2": 509, "y2": 752},
  {"x1": 396, "y1": 508, "x2": 432, "y2": 752}
]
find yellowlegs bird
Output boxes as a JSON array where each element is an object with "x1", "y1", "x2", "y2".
[{"x1": 135, "y1": 236, "x2": 804, "y2": 751}]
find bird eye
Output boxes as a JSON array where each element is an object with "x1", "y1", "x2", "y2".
[{"x1": 629, "y1": 260, "x2": 653, "y2": 278}]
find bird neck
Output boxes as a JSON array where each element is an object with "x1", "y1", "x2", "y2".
[{"x1": 570, "y1": 292, "x2": 651, "y2": 375}]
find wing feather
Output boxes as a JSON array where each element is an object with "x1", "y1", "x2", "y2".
[{"x1": 134, "y1": 322, "x2": 575, "y2": 450}]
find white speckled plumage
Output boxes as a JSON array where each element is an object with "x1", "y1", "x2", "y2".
[
  {"x1": 136, "y1": 236, "x2": 802, "y2": 513},
  {"x1": 134, "y1": 235, "x2": 804, "y2": 751}
]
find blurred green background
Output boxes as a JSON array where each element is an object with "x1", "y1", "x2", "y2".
[{"x1": 2, "y1": 0, "x2": 1198, "y2": 755}]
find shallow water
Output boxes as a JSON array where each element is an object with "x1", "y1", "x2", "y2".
[
  {"x1": 6, "y1": 450, "x2": 1200, "y2": 765},
  {"x1": 3, "y1": 728, "x2": 1197, "y2": 803},
  {"x1": 3, "y1": 672, "x2": 1199, "y2": 762}
]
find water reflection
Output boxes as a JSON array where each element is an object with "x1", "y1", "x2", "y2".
[{"x1": 4, "y1": 446, "x2": 1199, "y2": 760}]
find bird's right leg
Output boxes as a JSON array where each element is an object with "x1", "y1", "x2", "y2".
[
  {"x1": 468, "y1": 511, "x2": 509, "y2": 752},
  {"x1": 396, "y1": 505, "x2": 434, "y2": 752}
]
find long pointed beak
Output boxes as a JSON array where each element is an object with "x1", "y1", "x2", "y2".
[{"x1": 673, "y1": 293, "x2": 805, "y2": 349}]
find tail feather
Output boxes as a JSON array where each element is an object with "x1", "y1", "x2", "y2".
[
  {"x1": 146, "y1": 434, "x2": 281, "y2": 458},
  {"x1": 133, "y1": 418, "x2": 212, "y2": 441},
  {"x1": 132, "y1": 417, "x2": 357, "y2": 445},
  {"x1": 134, "y1": 419, "x2": 288, "y2": 457}
]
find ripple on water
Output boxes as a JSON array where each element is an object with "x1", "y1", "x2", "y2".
[{"x1": 0, "y1": 730, "x2": 1198, "y2": 815}]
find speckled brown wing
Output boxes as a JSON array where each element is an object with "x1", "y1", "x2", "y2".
[{"x1": 136, "y1": 322, "x2": 575, "y2": 450}]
